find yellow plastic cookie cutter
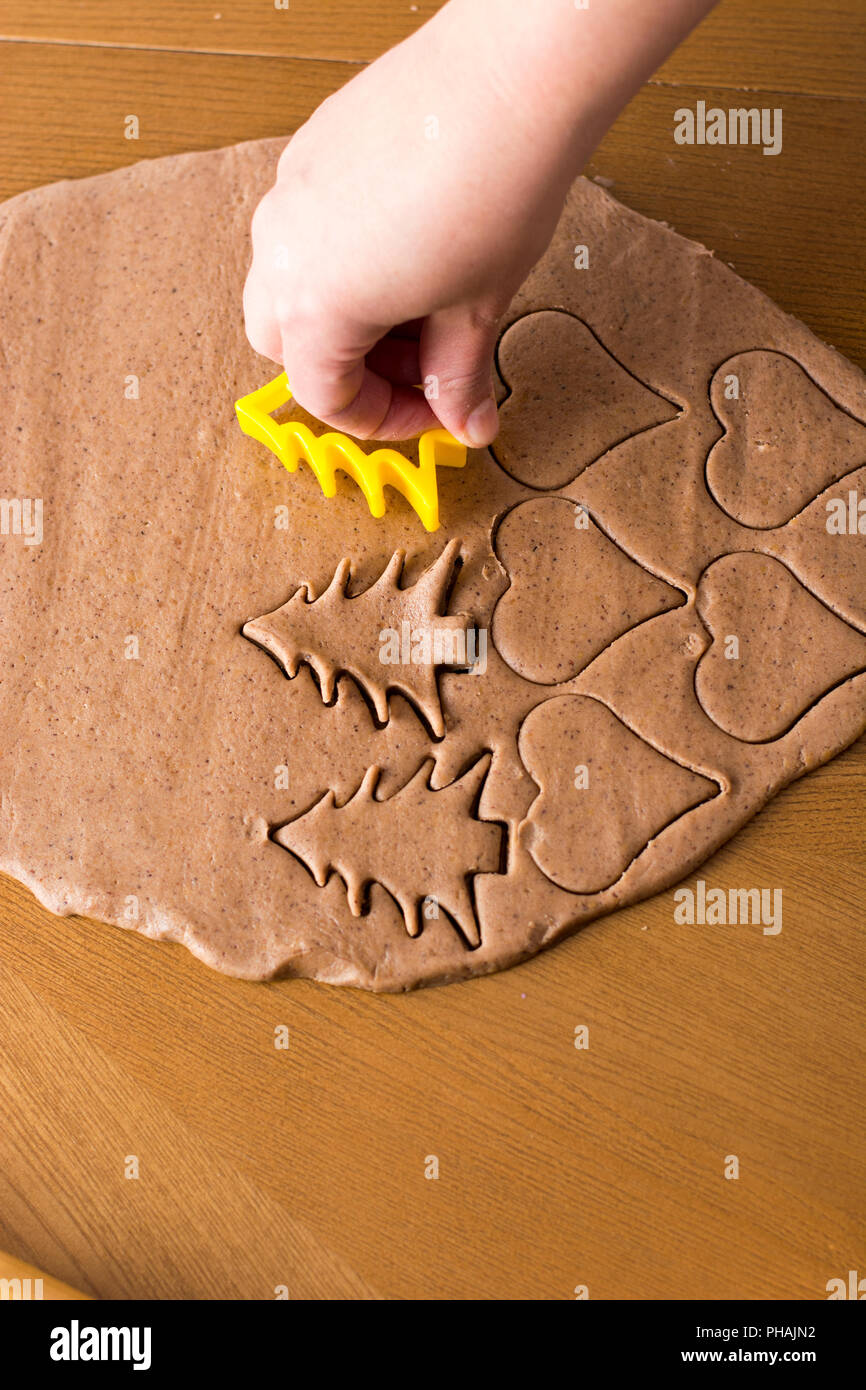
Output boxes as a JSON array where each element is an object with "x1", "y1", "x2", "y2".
[{"x1": 234, "y1": 373, "x2": 467, "y2": 532}]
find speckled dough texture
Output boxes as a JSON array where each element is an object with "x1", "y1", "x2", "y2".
[{"x1": 1, "y1": 138, "x2": 864, "y2": 990}]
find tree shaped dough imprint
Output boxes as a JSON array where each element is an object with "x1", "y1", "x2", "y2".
[
  {"x1": 243, "y1": 540, "x2": 471, "y2": 738},
  {"x1": 274, "y1": 755, "x2": 502, "y2": 947}
]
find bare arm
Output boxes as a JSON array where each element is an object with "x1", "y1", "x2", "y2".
[{"x1": 243, "y1": 0, "x2": 719, "y2": 444}]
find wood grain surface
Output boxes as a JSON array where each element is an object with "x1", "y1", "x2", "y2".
[
  {"x1": 0, "y1": 0, "x2": 863, "y2": 1301},
  {"x1": 0, "y1": 1252, "x2": 91, "y2": 1301}
]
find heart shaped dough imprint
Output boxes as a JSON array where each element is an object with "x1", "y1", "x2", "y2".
[
  {"x1": 695, "y1": 552, "x2": 866, "y2": 742},
  {"x1": 706, "y1": 351, "x2": 866, "y2": 528},
  {"x1": 518, "y1": 695, "x2": 717, "y2": 894},
  {"x1": 493, "y1": 497, "x2": 682, "y2": 685},
  {"x1": 493, "y1": 309, "x2": 680, "y2": 489}
]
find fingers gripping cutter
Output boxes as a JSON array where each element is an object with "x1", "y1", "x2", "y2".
[{"x1": 235, "y1": 373, "x2": 467, "y2": 532}]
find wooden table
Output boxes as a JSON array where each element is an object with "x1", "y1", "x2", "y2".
[{"x1": 0, "y1": 1, "x2": 863, "y2": 1301}]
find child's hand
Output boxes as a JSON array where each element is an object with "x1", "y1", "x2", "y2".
[
  {"x1": 244, "y1": 0, "x2": 717, "y2": 444},
  {"x1": 243, "y1": 4, "x2": 567, "y2": 446}
]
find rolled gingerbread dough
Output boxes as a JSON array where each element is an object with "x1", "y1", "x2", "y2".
[{"x1": 0, "y1": 137, "x2": 864, "y2": 989}]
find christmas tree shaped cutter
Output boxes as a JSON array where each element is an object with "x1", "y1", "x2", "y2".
[{"x1": 235, "y1": 372, "x2": 467, "y2": 532}]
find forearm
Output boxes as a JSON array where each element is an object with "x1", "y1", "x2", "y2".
[
  {"x1": 245, "y1": 0, "x2": 721, "y2": 442},
  {"x1": 430, "y1": 0, "x2": 719, "y2": 178}
]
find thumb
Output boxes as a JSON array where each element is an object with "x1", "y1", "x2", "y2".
[{"x1": 419, "y1": 304, "x2": 502, "y2": 448}]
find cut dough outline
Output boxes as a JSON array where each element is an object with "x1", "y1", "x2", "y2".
[
  {"x1": 271, "y1": 750, "x2": 506, "y2": 951},
  {"x1": 490, "y1": 308, "x2": 685, "y2": 492},
  {"x1": 515, "y1": 692, "x2": 723, "y2": 897},
  {"x1": 704, "y1": 347, "x2": 866, "y2": 531},
  {"x1": 241, "y1": 539, "x2": 475, "y2": 743},
  {"x1": 692, "y1": 549, "x2": 866, "y2": 744},
  {"x1": 762, "y1": 463, "x2": 866, "y2": 634},
  {"x1": 489, "y1": 496, "x2": 688, "y2": 686}
]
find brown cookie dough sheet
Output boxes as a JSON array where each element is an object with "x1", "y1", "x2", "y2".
[{"x1": 0, "y1": 136, "x2": 863, "y2": 990}]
